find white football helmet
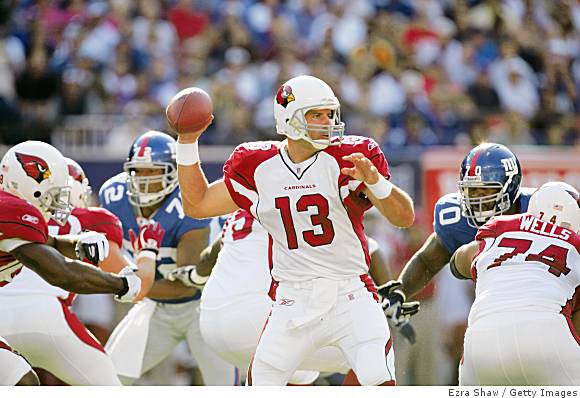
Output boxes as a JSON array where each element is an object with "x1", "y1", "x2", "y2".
[
  {"x1": 273, "y1": 75, "x2": 345, "y2": 150},
  {"x1": 65, "y1": 157, "x2": 92, "y2": 208},
  {"x1": 528, "y1": 182, "x2": 580, "y2": 233},
  {"x1": 0, "y1": 141, "x2": 72, "y2": 225},
  {"x1": 536, "y1": 181, "x2": 579, "y2": 199}
]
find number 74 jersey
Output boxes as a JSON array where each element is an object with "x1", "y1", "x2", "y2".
[
  {"x1": 469, "y1": 213, "x2": 580, "y2": 324},
  {"x1": 223, "y1": 137, "x2": 390, "y2": 284}
]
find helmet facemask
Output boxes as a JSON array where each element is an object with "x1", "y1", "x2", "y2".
[
  {"x1": 287, "y1": 105, "x2": 345, "y2": 150},
  {"x1": 458, "y1": 179, "x2": 515, "y2": 228},
  {"x1": 124, "y1": 161, "x2": 177, "y2": 207},
  {"x1": 38, "y1": 185, "x2": 72, "y2": 226}
]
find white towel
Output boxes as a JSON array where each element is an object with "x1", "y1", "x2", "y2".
[{"x1": 105, "y1": 299, "x2": 156, "y2": 378}]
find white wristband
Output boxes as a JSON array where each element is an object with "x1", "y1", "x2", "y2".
[
  {"x1": 191, "y1": 269, "x2": 210, "y2": 285},
  {"x1": 136, "y1": 250, "x2": 157, "y2": 262},
  {"x1": 176, "y1": 141, "x2": 200, "y2": 166},
  {"x1": 365, "y1": 177, "x2": 393, "y2": 199}
]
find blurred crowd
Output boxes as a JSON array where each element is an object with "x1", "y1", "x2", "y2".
[{"x1": 0, "y1": 0, "x2": 579, "y2": 148}]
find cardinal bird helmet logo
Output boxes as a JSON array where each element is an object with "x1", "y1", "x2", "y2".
[
  {"x1": 15, "y1": 152, "x2": 52, "y2": 183},
  {"x1": 276, "y1": 85, "x2": 295, "y2": 108}
]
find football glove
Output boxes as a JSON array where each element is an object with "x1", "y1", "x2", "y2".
[
  {"x1": 167, "y1": 265, "x2": 209, "y2": 290},
  {"x1": 115, "y1": 266, "x2": 142, "y2": 303},
  {"x1": 129, "y1": 221, "x2": 165, "y2": 257},
  {"x1": 75, "y1": 231, "x2": 109, "y2": 264},
  {"x1": 378, "y1": 281, "x2": 420, "y2": 327}
]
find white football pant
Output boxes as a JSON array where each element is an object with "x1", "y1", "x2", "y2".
[
  {"x1": 460, "y1": 312, "x2": 580, "y2": 385},
  {"x1": 0, "y1": 336, "x2": 33, "y2": 386},
  {"x1": 106, "y1": 299, "x2": 239, "y2": 385},
  {"x1": 0, "y1": 295, "x2": 120, "y2": 385},
  {"x1": 249, "y1": 278, "x2": 395, "y2": 386}
]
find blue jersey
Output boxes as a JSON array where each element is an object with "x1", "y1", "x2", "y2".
[
  {"x1": 434, "y1": 188, "x2": 535, "y2": 254},
  {"x1": 99, "y1": 172, "x2": 211, "y2": 304}
]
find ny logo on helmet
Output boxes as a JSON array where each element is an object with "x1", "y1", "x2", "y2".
[
  {"x1": 15, "y1": 153, "x2": 51, "y2": 183},
  {"x1": 501, "y1": 158, "x2": 518, "y2": 176},
  {"x1": 276, "y1": 85, "x2": 295, "y2": 108}
]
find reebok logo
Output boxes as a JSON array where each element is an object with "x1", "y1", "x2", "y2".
[{"x1": 22, "y1": 214, "x2": 39, "y2": 224}]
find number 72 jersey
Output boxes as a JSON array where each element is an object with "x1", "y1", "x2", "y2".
[
  {"x1": 223, "y1": 136, "x2": 390, "y2": 284},
  {"x1": 99, "y1": 172, "x2": 211, "y2": 292}
]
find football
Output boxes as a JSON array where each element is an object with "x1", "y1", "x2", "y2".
[{"x1": 165, "y1": 87, "x2": 214, "y2": 134}]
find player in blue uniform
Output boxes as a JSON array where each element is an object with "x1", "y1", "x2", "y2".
[
  {"x1": 385, "y1": 143, "x2": 532, "y2": 301},
  {"x1": 376, "y1": 143, "x2": 532, "y2": 385},
  {"x1": 99, "y1": 131, "x2": 238, "y2": 385}
]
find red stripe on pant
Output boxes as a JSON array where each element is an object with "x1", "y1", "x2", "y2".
[
  {"x1": 58, "y1": 298, "x2": 105, "y2": 353},
  {"x1": 342, "y1": 335, "x2": 396, "y2": 386}
]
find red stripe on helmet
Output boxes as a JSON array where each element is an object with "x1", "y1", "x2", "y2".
[
  {"x1": 137, "y1": 136, "x2": 150, "y2": 157},
  {"x1": 468, "y1": 149, "x2": 482, "y2": 176}
]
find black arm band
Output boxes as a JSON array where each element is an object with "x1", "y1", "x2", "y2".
[{"x1": 449, "y1": 252, "x2": 470, "y2": 280}]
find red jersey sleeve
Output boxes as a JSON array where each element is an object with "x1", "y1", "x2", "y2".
[
  {"x1": 72, "y1": 207, "x2": 124, "y2": 247},
  {"x1": 332, "y1": 136, "x2": 391, "y2": 180},
  {"x1": 0, "y1": 191, "x2": 48, "y2": 244},
  {"x1": 222, "y1": 141, "x2": 279, "y2": 212},
  {"x1": 327, "y1": 136, "x2": 391, "y2": 213}
]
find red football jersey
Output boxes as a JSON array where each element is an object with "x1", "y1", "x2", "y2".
[
  {"x1": 1, "y1": 206, "x2": 124, "y2": 301},
  {"x1": 0, "y1": 190, "x2": 48, "y2": 286},
  {"x1": 49, "y1": 207, "x2": 124, "y2": 248}
]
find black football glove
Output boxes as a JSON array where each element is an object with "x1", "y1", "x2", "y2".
[{"x1": 378, "y1": 280, "x2": 420, "y2": 326}]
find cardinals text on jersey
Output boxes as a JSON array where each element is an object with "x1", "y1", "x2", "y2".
[{"x1": 223, "y1": 136, "x2": 389, "y2": 289}]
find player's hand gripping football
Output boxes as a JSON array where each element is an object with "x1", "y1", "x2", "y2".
[
  {"x1": 166, "y1": 87, "x2": 214, "y2": 143},
  {"x1": 167, "y1": 265, "x2": 209, "y2": 290},
  {"x1": 75, "y1": 231, "x2": 110, "y2": 265},
  {"x1": 341, "y1": 153, "x2": 380, "y2": 184},
  {"x1": 175, "y1": 118, "x2": 214, "y2": 144},
  {"x1": 378, "y1": 281, "x2": 421, "y2": 343},
  {"x1": 129, "y1": 221, "x2": 166, "y2": 258}
]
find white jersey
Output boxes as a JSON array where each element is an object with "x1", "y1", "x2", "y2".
[
  {"x1": 469, "y1": 213, "x2": 580, "y2": 325},
  {"x1": 223, "y1": 136, "x2": 389, "y2": 286},
  {"x1": 201, "y1": 209, "x2": 271, "y2": 308}
]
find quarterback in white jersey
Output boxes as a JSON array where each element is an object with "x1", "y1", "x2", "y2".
[
  {"x1": 451, "y1": 183, "x2": 580, "y2": 385},
  {"x1": 199, "y1": 209, "x2": 391, "y2": 383},
  {"x1": 174, "y1": 75, "x2": 415, "y2": 385}
]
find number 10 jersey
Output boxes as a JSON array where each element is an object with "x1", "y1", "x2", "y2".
[{"x1": 223, "y1": 136, "x2": 390, "y2": 285}]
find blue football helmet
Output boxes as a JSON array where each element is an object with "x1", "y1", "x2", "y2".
[
  {"x1": 123, "y1": 131, "x2": 177, "y2": 207},
  {"x1": 458, "y1": 143, "x2": 522, "y2": 227}
]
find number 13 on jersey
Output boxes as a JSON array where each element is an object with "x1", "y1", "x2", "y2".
[{"x1": 274, "y1": 194, "x2": 335, "y2": 249}]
